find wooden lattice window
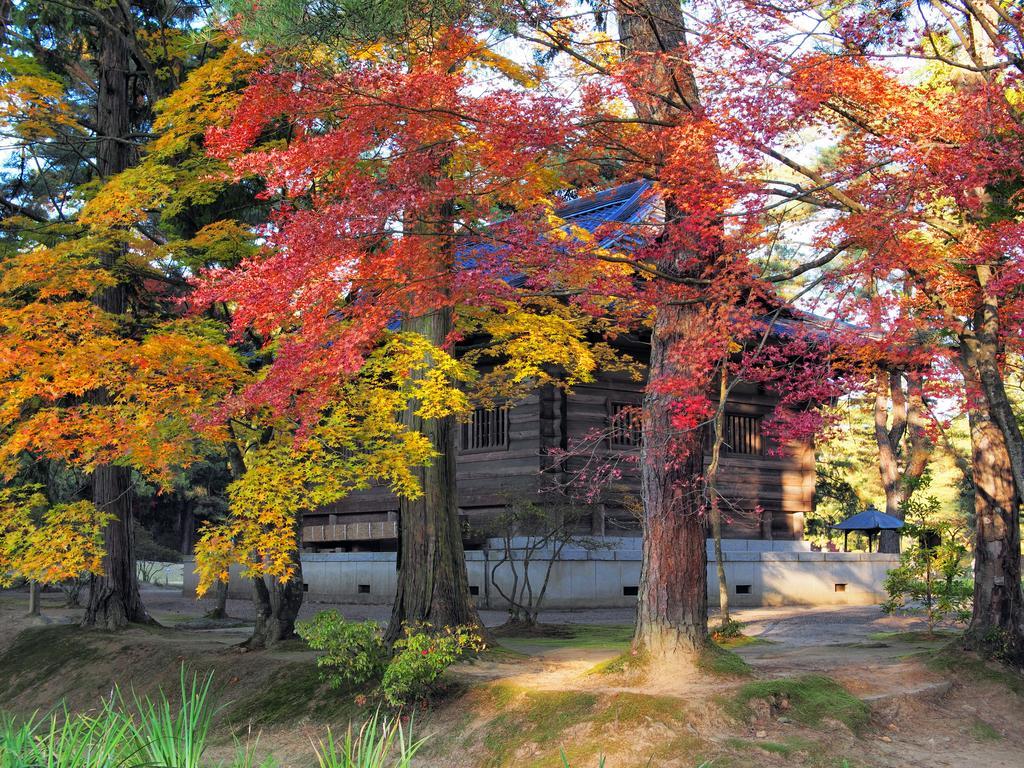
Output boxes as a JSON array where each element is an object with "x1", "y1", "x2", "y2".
[
  {"x1": 723, "y1": 413, "x2": 763, "y2": 456},
  {"x1": 609, "y1": 402, "x2": 642, "y2": 449},
  {"x1": 461, "y1": 406, "x2": 509, "y2": 452}
]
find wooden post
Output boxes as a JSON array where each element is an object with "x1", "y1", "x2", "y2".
[{"x1": 843, "y1": 531, "x2": 849, "y2": 553}]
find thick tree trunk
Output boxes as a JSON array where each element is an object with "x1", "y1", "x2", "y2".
[
  {"x1": 960, "y1": 332, "x2": 1024, "y2": 664},
  {"x1": 971, "y1": 265, "x2": 1024, "y2": 507},
  {"x1": 244, "y1": 572, "x2": 304, "y2": 649},
  {"x1": 634, "y1": 307, "x2": 711, "y2": 660},
  {"x1": 84, "y1": 465, "x2": 152, "y2": 628},
  {"x1": 82, "y1": 8, "x2": 149, "y2": 630},
  {"x1": 386, "y1": 307, "x2": 480, "y2": 641},
  {"x1": 615, "y1": 0, "x2": 714, "y2": 663}
]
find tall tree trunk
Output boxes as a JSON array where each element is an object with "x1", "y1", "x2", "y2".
[
  {"x1": 960, "y1": 329, "x2": 1024, "y2": 664},
  {"x1": 635, "y1": 308, "x2": 711, "y2": 660},
  {"x1": 875, "y1": 369, "x2": 933, "y2": 553},
  {"x1": 386, "y1": 306, "x2": 480, "y2": 641},
  {"x1": 970, "y1": 265, "x2": 1024, "y2": 506},
  {"x1": 82, "y1": 7, "x2": 149, "y2": 630},
  {"x1": 615, "y1": 0, "x2": 715, "y2": 662},
  {"x1": 84, "y1": 464, "x2": 151, "y2": 628}
]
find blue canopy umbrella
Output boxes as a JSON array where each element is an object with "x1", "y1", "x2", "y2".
[{"x1": 830, "y1": 506, "x2": 905, "y2": 552}]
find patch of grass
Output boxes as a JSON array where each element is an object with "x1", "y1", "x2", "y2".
[
  {"x1": 726, "y1": 675, "x2": 871, "y2": 733},
  {"x1": 969, "y1": 718, "x2": 1002, "y2": 741},
  {"x1": 594, "y1": 692, "x2": 686, "y2": 725},
  {"x1": 697, "y1": 644, "x2": 752, "y2": 678},
  {"x1": 484, "y1": 682, "x2": 521, "y2": 708},
  {"x1": 648, "y1": 732, "x2": 706, "y2": 762},
  {"x1": 0, "y1": 625, "x2": 99, "y2": 699},
  {"x1": 496, "y1": 624, "x2": 633, "y2": 653},
  {"x1": 866, "y1": 630, "x2": 957, "y2": 643},
  {"x1": 476, "y1": 644, "x2": 529, "y2": 662},
  {"x1": 716, "y1": 634, "x2": 770, "y2": 650},
  {"x1": 587, "y1": 647, "x2": 648, "y2": 676},
  {"x1": 924, "y1": 648, "x2": 1024, "y2": 696},
  {"x1": 522, "y1": 690, "x2": 599, "y2": 742},
  {"x1": 223, "y1": 662, "x2": 358, "y2": 727},
  {"x1": 481, "y1": 688, "x2": 599, "y2": 767},
  {"x1": 726, "y1": 736, "x2": 816, "y2": 757}
]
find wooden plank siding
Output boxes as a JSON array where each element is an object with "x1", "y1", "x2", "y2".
[{"x1": 302, "y1": 368, "x2": 815, "y2": 549}]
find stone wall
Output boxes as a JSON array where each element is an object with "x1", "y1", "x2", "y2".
[{"x1": 181, "y1": 538, "x2": 898, "y2": 609}]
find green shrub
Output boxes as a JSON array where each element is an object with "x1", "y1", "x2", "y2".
[
  {"x1": 297, "y1": 611, "x2": 389, "y2": 689},
  {"x1": 882, "y1": 519, "x2": 972, "y2": 633},
  {"x1": 711, "y1": 618, "x2": 745, "y2": 641},
  {"x1": 380, "y1": 624, "x2": 483, "y2": 707}
]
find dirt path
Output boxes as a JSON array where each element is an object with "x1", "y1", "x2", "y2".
[{"x1": 2, "y1": 587, "x2": 1023, "y2": 768}]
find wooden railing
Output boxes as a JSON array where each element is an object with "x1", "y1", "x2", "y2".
[{"x1": 303, "y1": 521, "x2": 397, "y2": 543}]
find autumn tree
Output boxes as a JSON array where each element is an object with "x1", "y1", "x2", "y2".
[
  {"x1": 0, "y1": 483, "x2": 109, "y2": 616},
  {"x1": 719, "y1": 0, "x2": 1024, "y2": 663},
  {"x1": 0, "y1": 3, "x2": 251, "y2": 629},
  {"x1": 543, "y1": 0, "x2": 1024, "y2": 663},
  {"x1": 194, "y1": 4, "x2": 624, "y2": 641}
]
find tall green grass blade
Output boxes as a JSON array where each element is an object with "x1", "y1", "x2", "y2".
[
  {"x1": 125, "y1": 666, "x2": 216, "y2": 768},
  {"x1": 313, "y1": 710, "x2": 426, "y2": 768}
]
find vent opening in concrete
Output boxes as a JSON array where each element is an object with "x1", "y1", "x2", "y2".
[
  {"x1": 735, "y1": 584, "x2": 752, "y2": 595},
  {"x1": 303, "y1": 583, "x2": 309, "y2": 592},
  {"x1": 835, "y1": 583, "x2": 847, "y2": 593},
  {"x1": 623, "y1": 585, "x2": 639, "y2": 596},
  {"x1": 469, "y1": 585, "x2": 480, "y2": 596},
  {"x1": 357, "y1": 584, "x2": 370, "y2": 594}
]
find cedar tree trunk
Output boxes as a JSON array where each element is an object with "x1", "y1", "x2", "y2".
[
  {"x1": 616, "y1": 0, "x2": 715, "y2": 661},
  {"x1": 635, "y1": 308, "x2": 711, "y2": 659},
  {"x1": 386, "y1": 306, "x2": 480, "y2": 641},
  {"x1": 82, "y1": 8, "x2": 150, "y2": 629}
]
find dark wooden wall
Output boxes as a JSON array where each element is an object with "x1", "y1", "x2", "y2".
[{"x1": 303, "y1": 368, "x2": 814, "y2": 550}]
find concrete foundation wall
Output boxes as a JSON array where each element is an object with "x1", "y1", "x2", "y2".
[{"x1": 182, "y1": 539, "x2": 898, "y2": 609}]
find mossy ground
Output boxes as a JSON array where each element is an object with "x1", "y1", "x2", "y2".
[
  {"x1": 495, "y1": 624, "x2": 633, "y2": 655},
  {"x1": 696, "y1": 644, "x2": 752, "y2": 678},
  {"x1": 0, "y1": 625, "x2": 99, "y2": 700},
  {"x1": 725, "y1": 675, "x2": 871, "y2": 732},
  {"x1": 475, "y1": 685, "x2": 699, "y2": 768},
  {"x1": 922, "y1": 647, "x2": 1024, "y2": 696},
  {"x1": 221, "y1": 662, "x2": 353, "y2": 728},
  {"x1": 970, "y1": 718, "x2": 1002, "y2": 741}
]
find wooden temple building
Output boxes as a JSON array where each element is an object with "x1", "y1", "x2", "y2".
[{"x1": 301, "y1": 182, "x2": 817, "y2": 551}]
